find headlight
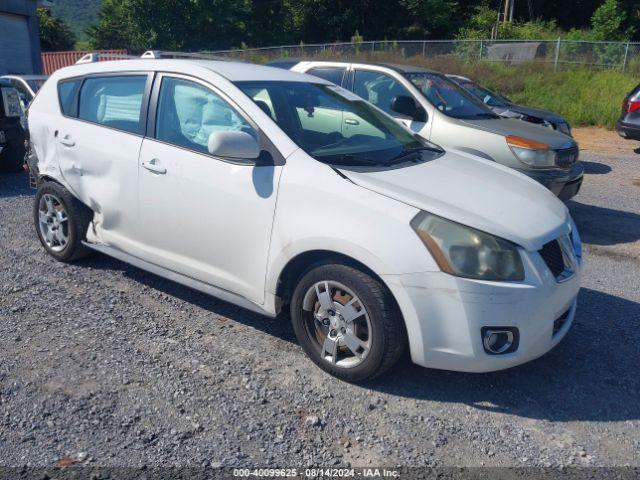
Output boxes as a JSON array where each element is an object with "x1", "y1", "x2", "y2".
[
  {"x1": 411, "y1": 212, "x2": 525, "y2": 281},
  {"x1": 506, "y1": 135, "x2": 555, "y2": 168}
]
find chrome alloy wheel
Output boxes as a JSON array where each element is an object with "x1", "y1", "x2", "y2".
[
  {"x1": 302, "y1": 280, "x2": 372, "y2": 368},
  {"x1": 38, "y1": 194, "x2": 69, "y2": 252}
]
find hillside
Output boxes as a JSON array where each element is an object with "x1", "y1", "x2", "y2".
[{"x1": 51, "y1": 0, "x2": 102, "y2": 40}]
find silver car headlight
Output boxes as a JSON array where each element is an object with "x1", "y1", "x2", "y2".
[
  {"x1": 411, "y1": 212, "x2": 525, "y2": 281},
  {"x1": 506, "y1": 135, "x2": 555, "y2": 168}
]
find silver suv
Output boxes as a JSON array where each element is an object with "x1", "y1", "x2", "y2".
[{"x1": 282, "y1": 61, "x2": 583, "y2": 201}]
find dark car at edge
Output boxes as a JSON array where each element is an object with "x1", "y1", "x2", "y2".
[
  {"x1": 617, "y1": 83, "x2": 640, "y2": 141},
  {"x1": 447, "y1": 74, "x2": 573, "y2": 138},
  {"x1": 0, "y1": 78, "x2": 26, "y2": 173}
]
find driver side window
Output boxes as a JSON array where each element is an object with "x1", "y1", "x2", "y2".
[
  {"x1": 353, "y1": 70, "x2": 411, "y2": 116},
  {"x1": 155, "y1": 77, "x2": 255, "y2": 155}
]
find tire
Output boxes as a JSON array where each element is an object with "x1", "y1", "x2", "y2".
[
  {"x1": 290, "y1": 262, "x2": 406, "y2": 382},
  {"x1": 0, "y1": 139, "x2": 26, "y2": 173},
  {"x1": 34, "y1": 181, "x2": 93, "y2": 262}
]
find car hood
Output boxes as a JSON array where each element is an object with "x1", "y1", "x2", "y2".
[
  {"x1": 338, "y1": 150, "x2": 569, "y2": 251},
  {"x1": 459, "y1": 117, "x2": 574, "y2": 149},
  {"x1": 493, "y1": 104, "x2": 566, "y2": 124}
]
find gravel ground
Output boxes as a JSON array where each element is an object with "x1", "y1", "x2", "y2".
[{"x1": 0, "y1": 129, "x2": 639, "y2": 469}]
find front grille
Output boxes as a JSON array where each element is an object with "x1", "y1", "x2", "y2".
[
  {"x1": 555, "y1": 147, "x2": 579, "y2": 169},
  {"x1": 553, "y1": 309, "x2": 571, "y2": 336},
  {"x1": 539, "y1": 240, "x2": 565, "y2": 277}
]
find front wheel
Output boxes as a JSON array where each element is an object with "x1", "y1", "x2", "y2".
[{"x1": 290, "y1": 262, "x2": 406, "y2": 382}]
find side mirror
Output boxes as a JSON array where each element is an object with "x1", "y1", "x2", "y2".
[
  {"x1": 208, "y1": 131, "x2": 260, "y2": 160},
  {"x1": 391, "y1": 95, "x2": 427, "y2": 123}
]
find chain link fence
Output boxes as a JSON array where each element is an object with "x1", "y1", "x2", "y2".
[{"x1": 209, "y1": 39, "x2": 640, "y2": 72}]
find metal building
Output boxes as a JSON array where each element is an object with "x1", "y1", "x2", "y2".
[{"x1": 0, "y1": 0, "x2": 52, "y2": 75}]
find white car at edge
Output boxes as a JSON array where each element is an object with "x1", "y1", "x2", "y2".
[{"x1": 27, "y1": 58, "x2": 582, "y2": 382}]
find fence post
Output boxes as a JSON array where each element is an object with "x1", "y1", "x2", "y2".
[
  {"x1": 422, "y1": 41, "x2": 426, "y2": 57},
  {"x1": 623, "y1": 42, "x2": 630, "y2": 71},
  {"x1": 479, "y1": 40, "x2": 483, "y2": 60},
  {"x1": 554, "y1": 37, "x2": 561, "y2": 71},
  {"x1": 372, "y1": 42, "x2": 375, "y2": 52}
]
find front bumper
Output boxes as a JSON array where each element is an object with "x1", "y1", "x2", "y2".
[
  {"x1": 383, "y1": 248, "x2": 581, "y2": 373},
  {"x1": 519, "y1": 162, "x2": 584, "y2": 201}
]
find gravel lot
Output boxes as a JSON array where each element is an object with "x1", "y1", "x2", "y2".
[{"x1": 1, "y1": 128, "x2": 639, "y2": 469}]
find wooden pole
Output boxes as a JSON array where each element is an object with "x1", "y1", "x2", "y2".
[{"x1": 503, "y1": 0, "x2": 511, "y2": 25}]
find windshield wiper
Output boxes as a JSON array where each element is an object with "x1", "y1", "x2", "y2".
[
  {"x1": 318, "y1": 154, "x2": 389, "y2": 167},
  {"x1": 388, "y1": 146, "x2": 438, "y2": 164},
  {"x1": 470, "y1": 112, "x2": 498, "y2": 119}
]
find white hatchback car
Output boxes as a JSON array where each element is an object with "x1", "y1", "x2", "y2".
[{"x1": 27, "y1": 59, "x2": 582, "y2": 382}]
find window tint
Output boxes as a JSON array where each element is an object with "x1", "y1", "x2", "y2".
[
  {"x1": 406, "y1": 73, "x2": 497, "y2": 119},
  {"x1": 155, "y1": 77, "x2": 254, "y2": 155},
  {"x1": 307, "y1": 67, "x2": 346, "y2": 86},
  {"x1": 78, "y1": 75, "x2": 147, "y2": 134},
  {"x1": 458, "y1": 80, "x2": 510, "y2": 108},
  {"x1": 353, "y1": 70, "x2": 411, "y2": 116},
  {"x1": 57, "y1": 79, "x2": 81, "y2": 116},
  {"x1": 244, "y1": 87, "x2": 277, "y2": 120}
]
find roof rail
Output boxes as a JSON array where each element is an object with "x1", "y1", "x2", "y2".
[
  {"x1": 75, "y1": 52, "x2": 135, "y2": 64},
  {"x1": 140, "y1": 50, "x2": 238, "y2": 62}
]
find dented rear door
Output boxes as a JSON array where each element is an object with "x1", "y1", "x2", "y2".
[{"x1": 56, "y1": 72, "x2": 153, "y2": 252}]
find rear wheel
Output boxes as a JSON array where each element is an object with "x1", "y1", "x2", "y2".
[
  {"x1": 290, "y1": 262, "x2": 406, "y2": 382},
  {"x1": 34, "y1": 182, "x2": 93, "y2": 262}
]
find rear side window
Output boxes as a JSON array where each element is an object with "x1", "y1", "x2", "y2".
[
  {"x1": 78, "y1": 75, "x2": 147, "y2": 134},
  {"x1": 307, "y1": 67, "x2": 346, "y2": 86},
  {"x1": 57, "y1": 79, "x2": 81, "y2": 116}
]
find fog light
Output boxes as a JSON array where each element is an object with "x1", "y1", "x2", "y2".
[{"x1": 481, "y1": 327, "x2": 519, "y2": 355}]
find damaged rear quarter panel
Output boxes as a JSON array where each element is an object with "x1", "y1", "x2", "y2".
[{"x1": 27, "y1": 71, "x2": 144, "y2": 249}]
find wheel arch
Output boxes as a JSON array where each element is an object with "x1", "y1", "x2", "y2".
[
  {"x1": 272, "y1": 250, "x2": 407, "y2": 327},
  {"x1": 270, "y1": 247, "x2": 426, "y2": 364},
  {"x1": 37, "y1": 174, "x2": 65, "y2": 188}
]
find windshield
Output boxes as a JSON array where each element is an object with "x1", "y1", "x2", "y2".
[
  {"x1": 235, "y1": 81, "x2": 442, "y2": 167},
  {"x1": 457, "y1": 80, "x2": 511, "y2": 108},
  {"x1": 405, "y1": 72, "x2": 498, "y2": 120},
  {"x1": 27, "y1": 79, "x2": 46, "y2": 93}
]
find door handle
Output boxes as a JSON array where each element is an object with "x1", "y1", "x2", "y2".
[
  {"x1": 141, "y1": 159, "x2": 167, "y2": 174},
  {"x1": 345, "y1": 118, "x2": 360, "y2": 125},
  {"x1": 59, "y1": 135, "x2": 75, "y2": 147}
]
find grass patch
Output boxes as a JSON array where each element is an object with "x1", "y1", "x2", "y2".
[{"x1": 244, "y1": 50, "x2": 637, "y2": 130}]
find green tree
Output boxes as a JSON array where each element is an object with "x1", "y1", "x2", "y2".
[
  {"x1": 591, "y1": 0, "x2": 635, "y2": 40},
  {"x1": 88, "y1": 0, "x2": 251, "y2": 51},
  {"x1": 244, "y1": 0, "x2": 295, "y2": 47},
  {"x1": 456, "y1": 4, "x2": 496, "y2": 39},
  {"x1": 290, "y1": 0, "x2": 461, "y2": 43},
  {"x1": 397, "y1": 0, "x2": 461, "y2": 38},
  {"x1": 38, "y1": 7, "x2": 76, "y2": 51}
]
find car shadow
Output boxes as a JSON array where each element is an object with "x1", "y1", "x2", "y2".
[
  {"x1": 568, "y1": 200, "x2": 640, "y2": 246},
  {"x1": 80, "y1": 252, "x2": 639, "y2": 422},
  {"x1": 369, "y1": 287, "x2": 640, "y2": 422},
  {"x1": 0, "y1": 172, "x2": 32, "y2": 198},
  {"x1": 80, "y1": 253, "x2": 298, "y2": 344},
  {"x1": 581, "y1": 160, "x2": 612, "y2": 175}
]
